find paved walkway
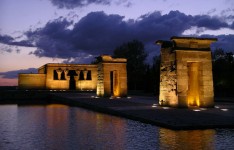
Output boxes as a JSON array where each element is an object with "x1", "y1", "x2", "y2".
[{"x1": 51, "y1": 92, "x2": 234, "y2": 130}]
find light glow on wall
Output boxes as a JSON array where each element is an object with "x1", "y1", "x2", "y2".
[
  {"x1": 187, "y1": 62, "x2": 200, "y2": 107},
  {"x1": 113, "y1": 71, "x2": 120, "y2": 97}
]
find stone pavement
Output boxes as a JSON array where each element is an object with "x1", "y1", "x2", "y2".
[{"x1": 51, "y1": 92, "x2": 234, "y2": 130}]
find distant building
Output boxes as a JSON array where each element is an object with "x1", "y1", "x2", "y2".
[
  {"x1": 18, "y1": 55, "x2": 127, "y2": 97},
  {"x1": 156, "y1": 36, "x2": 217, "y2": 108}
]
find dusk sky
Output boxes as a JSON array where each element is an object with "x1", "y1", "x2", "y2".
[{"x1": 0, "y1": 0, "x2": 234, "y2": 86}]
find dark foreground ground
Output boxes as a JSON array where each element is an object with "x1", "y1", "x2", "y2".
[{"x1": 1, "y1": 90, "x2": 234, "y2": 130}]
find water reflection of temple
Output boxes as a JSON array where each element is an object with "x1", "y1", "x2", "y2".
[
  {"x1": 45, "y1": 104, "x2": 126, "y2": 149},
  {"x1": 159, "y1": 128, "x2": 215, "y2": 150}
]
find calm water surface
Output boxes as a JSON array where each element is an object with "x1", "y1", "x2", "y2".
[{"x1": 0, "y1": 104, "x2": 234, "y2": 150}]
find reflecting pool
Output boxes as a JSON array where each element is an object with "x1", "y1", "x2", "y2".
[{"x1": 0, "y1": 104, "x2": 234, "y2": 150}]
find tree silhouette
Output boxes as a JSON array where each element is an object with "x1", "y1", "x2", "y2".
[
  {"x1": 212, "y1": 48, "x2": 234, "y2": 97},
  {"x1": 113, "y1": 40, "x2": 148, "y2": 90}
]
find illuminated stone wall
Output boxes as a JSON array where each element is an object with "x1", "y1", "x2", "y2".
[
  {"x1": 19, "y1": 64, "x2": 98, "y2": 91},
  {"x1": 18, "y1": 55, "x2": 127, "y2": 97},
  {"x1": 96, "y1": 55, "x2": 127, "y2": 97},
  {"x1": 43, "y1": 64, "x2": 69, "y2": 90},
  {"x1": 18, "y1": 74, "x2": 46, "y2": 89},
  {"x1": 158, "y1": 41, "x2": 178, "y2": 107},
  {"x1": 43, "y1": 64, "x2": 97, "y2": 90},
  {"x1": 156, "y1": 36, "x2": 217, "y2": 108},
  {"x1": 75, "y1": 65, "x2": 97, "y2": 90}
]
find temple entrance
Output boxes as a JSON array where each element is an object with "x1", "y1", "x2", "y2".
[
  {"x1": 96, "y1": 55, "x2": 127, "y2": 97},
  {"x1": 187, "y1": 62, "x2": 200, "y2": 107},
  {"x1": 110, "y1": 71, "x2": 114, "y2": 95},
  {"x1": 68, "y1": 70, "x2": 77, "y2": 90},
  {"x1": 110, "y1": 71, "x2": 119, "y2": 96}
]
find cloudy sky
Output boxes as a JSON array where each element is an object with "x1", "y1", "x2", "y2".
[{"x1": 0, "y1": 0, "x2": 234, "y2": 86}]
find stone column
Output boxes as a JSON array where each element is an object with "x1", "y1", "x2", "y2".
[
  {"x1": 75, "y1": 69, "x2": 80, "y2": 81},
  {"x1": 64, "y1": 69, "x2": 69, "y2": 80},
  {"x1": 83, "y1": 69, "x2": 88, "y2": 80},
  {"x1": 56, "y1": 68, "x2": 63, "y2": 80}
]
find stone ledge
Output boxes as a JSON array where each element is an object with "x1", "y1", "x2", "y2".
[{"x1": 50, "y1": 93, "x2": 234, "y2": 130}]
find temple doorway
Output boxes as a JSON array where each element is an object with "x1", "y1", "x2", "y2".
[
  {"x1": 110, "y1": 71, "x2": 119, "y2": 96},
  {"x1": 187, "y1": 62, "x2": 200, "y2": 107},
  {"x1": 110, "y1": 71, "x2": 114, "y2": 95},
  {"x1": 68, "y1": 70, "x2": 77, "y2": 90}
]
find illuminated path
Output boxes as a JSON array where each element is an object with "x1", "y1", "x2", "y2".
[{"x1": 51, "y1": 93, "x2": 234, "y2": 130}]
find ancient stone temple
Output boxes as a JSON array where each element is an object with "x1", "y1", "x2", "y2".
[
  {"x1": 96, "y1": 55, "x2": 127, "y2": 97},
  {"x1": 18, "y1": 55, "x2": 127, "y2": 97},
  {"x1": 156, "y1": 36, "x2": 217, "y2": 108}
]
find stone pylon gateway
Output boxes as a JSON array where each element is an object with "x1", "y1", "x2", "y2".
[
  {"x1": 156, "y1": 36, "x2": 217, "y2": 108},
  {"x1": 96, "y1": 55, "x2": 127, "y2": 97}
]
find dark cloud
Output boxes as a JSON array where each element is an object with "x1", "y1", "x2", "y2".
[
  {"x1": 49, "y1": 0, "x2": 132, "y2": 9},
  {"x1": 0, "y1": 68, "x2": 37, "y2": 79},
  {"x1": 1, "y1": 10, "x2": 233, "y2": 63},
  {"x1": 207, "y1": 8, "x2": 217, "y2": 15},
  {"x1": 231, "y1": 21, "x2": 234, "y2": 29},
  {"x1": 50, "y1": 0, "x2": 111, "y2": 9},
  {"x1": 0, "y1": 34, "x2": 34, "y2": 48},
  {"x1": 208, "y1": 34, "x2": 234, "y2": 51},
  {"x1": 193, "y1": 15, "x2": 229, "y2": 30},
  {"x1": 0, "y1": 35, "x2": 14, "y2": 43},
  {"x1": 135, "y1": 11, "x2": 193, "y2": 41},
  {"x1": 25, "y1": 12, "x2": 133, "y2": 59},
  {"x1": 70, "y1": 12, "x2": 132, "y2": 53},
  {"x1": 26, "y1": 18, "x2": 74, "y2": 58}
]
